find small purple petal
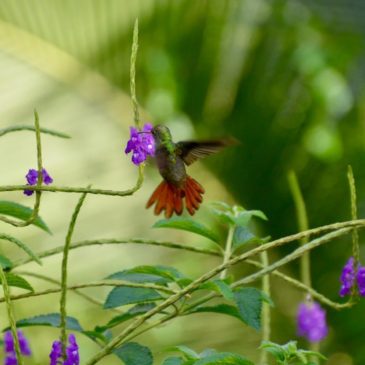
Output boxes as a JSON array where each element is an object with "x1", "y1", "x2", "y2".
[
  {"x1": 64, "y1": 334, "x2": 79, "y2": 365},
  {"x1": 17, "y1": 330, "x2": 31, "y2": 356},
  {"x1": 4, "y1": 354, "x2": 17, "y2": 365},
  {"x1": 49, "y1": 340, "x2": 62, "y2": 365},
  {"x1": 42, "y1": 169, "x2": 53, "y2": 185},
  {"x1": 23, "y1": 186, "x2": 34, "y2": 196},
  {"x1": 4, "y1": 331, "x2": 14, "y2": 353},
  {"x1": 297, "y1": 301, "x2": 328, "y2": 343},
  {"x1": 25, "y1": 169, "x2": 38, "y2": 185},
  {"x1": 339, "y1": 257, "x2": 356, "y2": 297}
]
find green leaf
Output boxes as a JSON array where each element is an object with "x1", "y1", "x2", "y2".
[
  {"x1": 167, "y1": 346, "x2": 199, "y2": 360},
  {"x1": 232, "y1": 227, "x2": 262, "y2": 250},
  {"x1": 187, "y1": 304, "x2": 244, "y2": 322},
  {"x1": 0, "y1": 273, "x2": 33, "y2": 291},
  {"x1": 195, "y1": 353, "x2": 254, "y2": 365},
  {"x1": 260, "y1": 341, "x2": 286, "y2": 362},
  {"x1": 104, "y1": 287, "x2": 163, "y2": 309},
  {"x1": 234, "y1": 288, "x2": 262, "y2": 330},
  {"x1": 82, "y1": 329, "x2": 110, "y2": 344},
  {"x1": 102, "y1": 303, "x2": 156, "y2": 329},
  {"x1": 114, "y1": 342, "x2": 153, "y2": 365},
  {"x1": 199, "y1": 280, "x2": 234, "y2": 301},
  {"x1": 232, "y1": 210, "x2": 268, "y2": 227},
  {"x1": 0, "y1": 255, "x2": 13, "y2": 269},
  {"x1": 12, "y1": 313, "x2": 82, "y2": 331},
  {"x1": 162, "y1": 357, "x2": 185, "y2": 365},
  {"x1": 0, "y1": 201, "x2": 51, "y2": 233},
  {"x1": 0, "y1": 234, "x2": 41, "y2": 265},
  {"x1": 153, "y1": 217, "x2": 220, "y2": 243},
  {"x1": 108, "y1": 265, "x2": 185, "y2": 285}
]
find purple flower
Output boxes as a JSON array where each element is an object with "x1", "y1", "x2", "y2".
[
  {"x1": 339, "y1": 257, "x2": 356, "y2": 297},
  {"x1": 64, "y1": 334, "x2": 79, "y2": 365},
  {"x1": 49, "y1": 340, "x2": 62, "y2": 365},
  {"x1": 357, "y1": 266, "x2": 365, "y2": 296},
  {"x1": 49, "y1": 334, "x2": 79, "y2": 365},
  {"x1": 125, "y1": 123, "x2": 155, "y2": 165},
  {"x1": 24, "y1": 168, "x2": 53, "y2": 196},
  {"x1": 3, "y1": 330, "x2": 31, "y2": 365},
  {"x1": 297, "y1": 301, "x2": 328, "y2": 343}
]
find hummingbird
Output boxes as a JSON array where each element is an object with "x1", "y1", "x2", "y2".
[{"x1": 146, "y1": 125, "x2": 234, "y2": 218}]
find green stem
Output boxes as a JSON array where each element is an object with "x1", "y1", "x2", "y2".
[
  {"x1": 130, "y1": 18, "x2": 140, "y2": 128},
  {"x1": 0, "y1": 266, "x2": 23, "y2": 365},
  {"x1": 0, "y1": 111, "x2": 43, "y2": 228},
  {"x1": 288, "y1": 171, "x2": 311, "y2": 287},
  {"x1": 0, "y1": 279, "x2": 176, "y2": 303},
  {"x1": 259, "y1": 251, "x2": 270, "y2": 365},
  {"x1": 220, "y1": 224, "x2": 235, "y2": 279},
  {"x1": 347, "y1": 166, "x2": 360, "y2": 267},
  {"x1": 13, "y1": 238, "x2": 221, "y2": 268},
  {"x1": 60, "y1": 191, "x2": 88, "y2": 354},
  {"x1": 0, "y1": 125, "x2": 70, "y2": 138}
]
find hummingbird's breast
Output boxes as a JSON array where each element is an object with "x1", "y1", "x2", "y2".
[{"x1": 155, "y1": 146, "x2": 187, "y2": 187}]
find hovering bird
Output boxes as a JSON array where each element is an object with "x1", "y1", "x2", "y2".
[{"x1": 146, "y1": 124, "x2": 235, "y2": 218}]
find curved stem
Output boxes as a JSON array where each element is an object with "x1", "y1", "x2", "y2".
[
  {"x1": 0, "y1": 266, "x2": 23, "y2": 365},
  {"x1": 0, "y1": 125, "x2": 70, "y2": 139},
  {"x1": 60, "y1": 191, "x2": 88, "y2": 354},
  {"x1": 0, "y1": 280, "x2": 176, "y2": 303},
  {"x1": 13, "y1": 238, "x2": 221, "y2": 268},
  {"x1": 220, "y1": 225, "x2": 235, "y2": 279},
  {"x1": 0, "y1": 111, "x2": 43, "y2": 228}
]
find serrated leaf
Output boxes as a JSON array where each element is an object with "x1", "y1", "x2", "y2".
[
  {"x1": 108, "y1": 265, "x2": 185, "y2": 285},
  {"x1": 0, "y1": 201, "x2": 51, "y2": 233},
  {"x1": 0, "y1": 255, "x2": 13, "y2": 269},
  {"x1": 153, "y1": 217, "x2": 220, "y2": 243},
  {"x1": 162, "y1": 356, "x2": 185, "y2": 365},
  {"x1": 195, "y1": 353, "x2": 254, "y2": 365},
  {"x1": 234, "y1": 288, "x2": 262, "y2": 330},
  {"x1": 167, "y1": 346, "x2": 199, "y2": 360},
  {"x1": 102, "y1": 303, "x2": 156, "y2": 329},
  {"x1": 0, "y1": 234, "x2": 41, "y2": 265},
  {"x1": 104, "y1": 287, "x2": 162, "y2": 309},
  {"x1": 199, "y1": 280, "x2": 234, "y2": 301},
  {"x1": 13, "y1": 313, "x2": 82, "y2": 331},
  {"x1": 114, "y1": 342, "x2": 153, "y2": 365},
  {"x1": 188, "y1": 304, "x2": 244, "y2": 323},
  {"x1": 0, "y1": 273, "x2": 33, "y2": 291}
]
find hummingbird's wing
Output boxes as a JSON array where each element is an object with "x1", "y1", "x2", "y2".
[{"x1": 176, "y1": 139, "x2": 236, "y2": 166}]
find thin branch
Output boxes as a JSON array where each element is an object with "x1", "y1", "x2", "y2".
[
  {"x1": 13, "y1": 238, "x2": 221, "y2": 268},
  {"x1": 60, "y1": 191, "x2": 88, "y2": 353},
  {"x1": 0, "y1": 125, "x2": 70, "y2": 139},
  {"x1": 0, "y1": 280, "x2": 176, "y2": 304}
]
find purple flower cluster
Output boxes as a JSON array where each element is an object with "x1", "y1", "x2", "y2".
[
  {"x1": 3, "y1": 330, "x2": 31, "y2": 365},
  {"x1": 297, "y1": 301, "x2": 328, "y2": 343},
  {"x1": 24, "y1": 168, "x2": 53, "y2": 196},
  {"x1": 339, "y1": 256, "x2": 365, "y2": 297},
  {"x1": 49, "y1": 334, "x2": 79, "y2": 365},
  {"x1": 125, "y1": 123, "x2": 155, "y2": 165}
]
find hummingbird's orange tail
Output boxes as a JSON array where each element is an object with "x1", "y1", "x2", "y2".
[{"x1": 146, "y1": 176, "x2": 205, "y2": 218}]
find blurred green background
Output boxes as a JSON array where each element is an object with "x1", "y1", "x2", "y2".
[{"x1": 0, "y1": 0, "x2": 364, "y2": 364}]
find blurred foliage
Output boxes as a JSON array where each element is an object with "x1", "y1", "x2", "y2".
[{"x1": 0, "y1": 0, "x2": 365, "y2": 363}]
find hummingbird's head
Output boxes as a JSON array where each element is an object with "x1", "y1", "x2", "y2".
[{"x1": 151, "y1": 124, "x2": 172, "y2": 144}]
